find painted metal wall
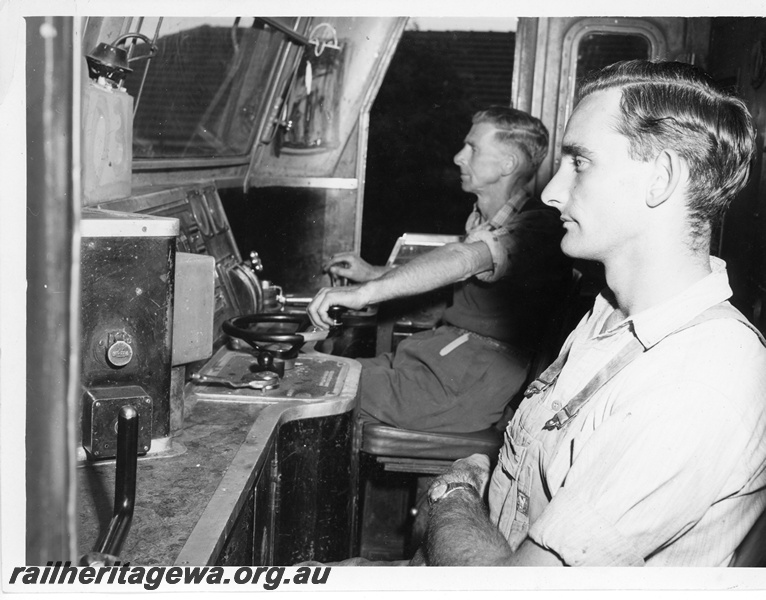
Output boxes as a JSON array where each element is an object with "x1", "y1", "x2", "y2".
[{"x1": 26, "y1": 16, "x2": 80, "y2": 565}]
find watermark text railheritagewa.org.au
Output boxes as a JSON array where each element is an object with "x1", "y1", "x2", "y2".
[{"x1": 8, "y1": 561, "x2": 331, "y2": 591}]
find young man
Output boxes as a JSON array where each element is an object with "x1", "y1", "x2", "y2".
[
  {"x1": 424, "y1": 60, "x2": 766, "y2": 566},
  {"x1": 307, "y1": 107, "x2": 570, "y2": 434}
]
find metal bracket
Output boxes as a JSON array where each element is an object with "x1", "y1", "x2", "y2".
[{"x1": 82, "y1": 386, "x2": 153, "y2": 459}]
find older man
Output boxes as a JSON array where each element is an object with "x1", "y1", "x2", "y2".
[
  {"x1": 425, "y1": 60, "x2": 766, "y2": 566},
  {"x1": 308, "y1": 106, "x2": 570, "y2": 434}
]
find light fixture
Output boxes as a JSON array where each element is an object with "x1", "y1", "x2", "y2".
[{"x1": 85, "y1": 33, "x2": 156, "y2": 88}]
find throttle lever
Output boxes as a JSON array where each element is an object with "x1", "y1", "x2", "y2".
[
  {"x1": 327, "y1": 305, "x2": 348, "y2": 327},
  {"x1": 328, "y1": 261, "x2": 349, "y2": 287},
  {"x1": 89, "y1": 405, "x2": 138, "y2": 561}
]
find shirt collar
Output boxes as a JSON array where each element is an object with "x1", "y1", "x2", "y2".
[
  {"x1": 471, "y1": 189, "x2": 531, "y2": 231},
  {"x1": 596, "y1": 256, "x2": 733, "y2": 349}
]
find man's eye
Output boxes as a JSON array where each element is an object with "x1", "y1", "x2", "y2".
[{"x1": 572, "y1": 157, "x2": 584, "y2": 171}]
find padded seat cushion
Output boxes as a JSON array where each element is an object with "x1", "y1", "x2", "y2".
[{"x1": 361, "y1": 422, "x2": 503, "y2": 461}]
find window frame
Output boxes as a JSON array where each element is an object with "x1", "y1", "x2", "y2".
[
  {"x1": 546, "y1": 18, "x2": 667, "y2": 172},
  {"x1": 119, "y1": 16, "x2": 306, "y2": 174}
]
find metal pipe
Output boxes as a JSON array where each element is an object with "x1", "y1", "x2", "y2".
[
  {"x1": 131, "y1": 18, "x2": 162, "y2": 117},
  {"x1": 94, "y1": 405, "x2": 139, "y2": 557},
  {"x1": 255, "y1": 17, "x2": 311, "y2": 47}
]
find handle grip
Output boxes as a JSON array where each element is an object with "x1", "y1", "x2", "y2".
[{"x1": 93, "y1": 405, "x2": 138, "y2": 558}]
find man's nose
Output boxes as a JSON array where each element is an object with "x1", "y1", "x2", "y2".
[
  {"x1": 454, "y1": 147, "x2": 467, "y2": 166},
  {"x1": 541, "y1": 166, "x2": 567, "y2": 209}
]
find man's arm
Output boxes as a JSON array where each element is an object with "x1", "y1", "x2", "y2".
[
  {"x1": 307, "y1": 241, "x2": 492, "y2": 328},
  {"x1": 425, "y1": 492, "x2": 564, "y2": 566},
  {"x1": 425, "y1": 488, "x2": 513, "y2": 565},
  {"x1": 424, "y1": 453, "x2": 565, "y2": 566}
]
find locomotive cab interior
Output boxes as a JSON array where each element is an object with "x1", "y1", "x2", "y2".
[{"x1": 7, "y1": 7, "x2": 766, "y2": 580}]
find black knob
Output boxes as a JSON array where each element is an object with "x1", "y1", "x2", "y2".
[{"x1": 327, "y1": 305, "x2": 347, "y2": 325}]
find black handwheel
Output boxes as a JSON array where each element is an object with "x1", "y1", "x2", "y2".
[{"x1": 222, "y1": 313, "x2": 311, "y2": 359}]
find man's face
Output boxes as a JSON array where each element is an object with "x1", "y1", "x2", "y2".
[
  {"x1": 541, "y1": 89, "x2": 656, "y2": 262},
  {"x1": 453, "y1": 122, "x2": 510, "y2": 195}
]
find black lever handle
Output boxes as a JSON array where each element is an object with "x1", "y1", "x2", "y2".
[
  {"x1": 93, "y1": 404, "x2": 139, "y2": 558},
  {"x1": 327, "y1": 305, "x2": 347, "y2": 326}
]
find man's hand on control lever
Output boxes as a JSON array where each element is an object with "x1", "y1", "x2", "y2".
[
  {"x1": 308, "y1": 253, "x2": 392, "y2": 329},
  {"x1": 323, "y1": 253, "x2": 390, "y2": 284},
  {"x1": 307, "y1": 284, "x2": 372, "y2": 329}
]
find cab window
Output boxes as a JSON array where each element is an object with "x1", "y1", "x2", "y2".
[
  {"x1": 575, "y1": 32, "x2": 651, "y2": 86},
  {"x1": 560, "y1": 19, "x2": 665, "y2": 126},
  {"x1": 124, "y1": 17, "x2": 289, "y2": 160}
]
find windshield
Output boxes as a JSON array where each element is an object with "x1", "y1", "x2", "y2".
[{"x1": 124, "y1": 17, "x2": 291, "y2": 160}]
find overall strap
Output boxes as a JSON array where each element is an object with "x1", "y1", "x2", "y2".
[
  {"x1": 531, "y1": 302, "x2": 765, "y2": 431},
  {"x1": 685, "y1": 303, "x2": 766, "y2": 347},
  {"x1": 541, "y1": 337, "x2": 643, "y2": 430}
]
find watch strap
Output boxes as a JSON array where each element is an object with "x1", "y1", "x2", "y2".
[{"x1": 431, "y1": 481, "x2": 480, "y2": 505}]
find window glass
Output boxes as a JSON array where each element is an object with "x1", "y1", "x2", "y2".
[
  {"x1": 575, "y1": 33, "x2": 650, "y2": 89},
  {"x1": 125, "y1": 17, "x2": 287, "y2": 159},
  {"x1": 278, "y1": 35, "x2": 344, "y2": 153}
]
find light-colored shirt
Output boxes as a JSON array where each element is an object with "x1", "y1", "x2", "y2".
[{"x1": 487, "y1": 257, "x2": 766, "y2": 566}]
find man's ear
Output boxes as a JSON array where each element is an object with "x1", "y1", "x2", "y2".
[
  {"x1": 501, "y1": 149, "x2": 520, "y2": 177},
  {"x1": 647, "y1": 149, "x2": 684, "y2": 208}
]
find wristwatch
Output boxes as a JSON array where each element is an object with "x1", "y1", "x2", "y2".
[{"x1": 429, "y1": 481, "x2": 480, "y2": 505}]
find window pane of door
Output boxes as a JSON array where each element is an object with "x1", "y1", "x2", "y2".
[{"x1": 575, "y1": 33, "x2": 650, "y2": 88}]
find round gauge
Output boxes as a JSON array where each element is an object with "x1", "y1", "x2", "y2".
[
  {"x1": 228, "y1": 264, "x2": 263, "y2": 315},
  {"x1": 188, "y1": 191, "x2": 212, "y2": 237},
  {"x1": 204, "y1": 188, "x2": 227, "y2": 232}
]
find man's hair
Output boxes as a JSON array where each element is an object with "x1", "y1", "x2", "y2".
[
  {"x1": 577, "y1": 59, "x2": 757, "y2": 241},
  {"x1": 472, "y1": 106, "x2": 549, "y2": 183}
]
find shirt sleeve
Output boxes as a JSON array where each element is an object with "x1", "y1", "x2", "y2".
[
  {"x1": 466, "y1": 208, "x2": 563, "y2": 283},
  {"x1": 527, "y1": 332, "x2": 766, "y2": 566},
  {"x1": 464, "y1": 227, "x2": 516, "y2": 283}
]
